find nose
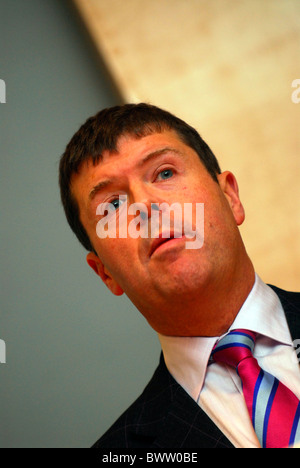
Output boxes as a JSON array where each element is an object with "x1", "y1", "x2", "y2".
[
  {"x1": 127, "y1": 183, "x2": 184, "y2": 241},
  {"x1": 129, "y1": 183, "x2": 163, "y2": 220}
]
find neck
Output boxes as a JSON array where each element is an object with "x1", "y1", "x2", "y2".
[
  {"x1": 195, "y1": 260, "x2": 256, "y2": 337},
  {"x1": 152, "y1": 256, "x2": 256, "y2": 337}
]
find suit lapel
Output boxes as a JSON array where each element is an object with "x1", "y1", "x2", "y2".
[
  {"x1": 152, "y1": 382, "x2": 234, "y2": 448},
  {"x1": 139, "y1": 355, "x2": 233, "y2": 448}
]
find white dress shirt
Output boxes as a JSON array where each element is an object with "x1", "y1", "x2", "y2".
[{"x1": 158, "y1": 275, "x2": 300, "y2": 448}]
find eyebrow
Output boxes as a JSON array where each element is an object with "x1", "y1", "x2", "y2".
[
  {"x1": 137, "y1": 147, "x2": 182, "y2": 167},
  {"x1": 88, "y1": 147, "x2": 182, "y2": 201},
  {"x1": 89, "y1": 179, "x2": 114, "y2": 201}
]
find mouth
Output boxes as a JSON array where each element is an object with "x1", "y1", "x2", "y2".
[{"x1": 149, "y1": 231, "x2": 185, "y2": 258}]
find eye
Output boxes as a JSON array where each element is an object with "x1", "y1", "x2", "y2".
[
  {"x1": 103, "y1": 196, "x2": 127, "y2": 215},
  {"x1": 156, "y1": 168, "x2": 174, "y2": 181},
  {"x1": 96, "y1": 195, "x2": 127, "y2": 219},
  {"x1": 108, "y1": 197, "x2": 126, "y2": 211},
  {"x1": 110, "y1": 198, "x2": 122, "y2": 210}
]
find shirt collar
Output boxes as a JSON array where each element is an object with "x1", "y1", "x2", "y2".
[
  {"x1": 230, "y1": 274, "x2": 292, "y2": 345},
  {"x1": 158, "y1": 274, "x2": 291, "y2": 401}
]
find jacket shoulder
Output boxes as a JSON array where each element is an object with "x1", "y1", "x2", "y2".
[
  {"x1": 268, "y1": 284, "x2": 300, "y2": 340},
  {"x1": 268, "y1": 284, "x2": 300, "y2": 310}
]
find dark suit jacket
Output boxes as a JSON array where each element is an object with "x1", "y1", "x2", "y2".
[{"x1": 93, "y1": 285, "x2": 300, "y2": 448}]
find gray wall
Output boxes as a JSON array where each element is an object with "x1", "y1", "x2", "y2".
[{"x1": 0, "y1": 0, "x2": 159, "y2": 448}]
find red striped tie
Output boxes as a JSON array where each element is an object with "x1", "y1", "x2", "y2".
[{"x1": 211, "y1": 329, "x2": 300, "y2": 448}]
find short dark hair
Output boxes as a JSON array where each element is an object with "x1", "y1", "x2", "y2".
[{"x1": 59, "y1": 103, "x2": 221, "y2": 252}]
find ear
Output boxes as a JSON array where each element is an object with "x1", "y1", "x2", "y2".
[
  {"x1": 86, "y1": 252, "x2": 124, "y2": 296},
  {"x1": 217, "y1": 171, "x2": 245, "y2": 226}
]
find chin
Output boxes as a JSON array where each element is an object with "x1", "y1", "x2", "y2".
[{"x1": 156, "y1": 256, "x2": 211, "y2": 298}]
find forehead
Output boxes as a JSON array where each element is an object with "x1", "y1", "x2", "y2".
[
  {"x1": 105, "y1": 129, "x2": 187, "y2": 162},
  {"x1": 72, "y1": 130, "x2": 191, "y2": 183}
]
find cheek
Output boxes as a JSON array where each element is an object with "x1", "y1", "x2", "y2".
[
  {"x1": 96, "y1": 238, "x2": 123, "y2": 264},
  {"x1": 195, "y1": 192, "x2": 229, "y2": 239},
  {"x1": 204, "y1": 200, "x2": 240, "y2": 254},
  {"x1": 95, "y1": 237, "x2": 138, "y2": 278}
]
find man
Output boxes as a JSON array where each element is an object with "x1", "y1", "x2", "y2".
[{"x1": 59, "y1": 103, "x2": 300, "y2": 448}]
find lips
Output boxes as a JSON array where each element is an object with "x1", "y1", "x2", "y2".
[{"x1": 149, "y1": 231, "x2": 184, "y2": 257}]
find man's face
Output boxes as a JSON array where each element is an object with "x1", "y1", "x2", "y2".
[{"x1": 71, "y1": 130, "x2": 248, "y2": 336}]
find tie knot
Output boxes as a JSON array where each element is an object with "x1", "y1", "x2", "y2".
[{"x1": 211, "y1": 329, "x2": 256, "y2": 368}]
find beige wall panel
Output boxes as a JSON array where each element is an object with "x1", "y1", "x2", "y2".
[{"x1": 73, "y1": 0, "x2": 300, "y2": 290}]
